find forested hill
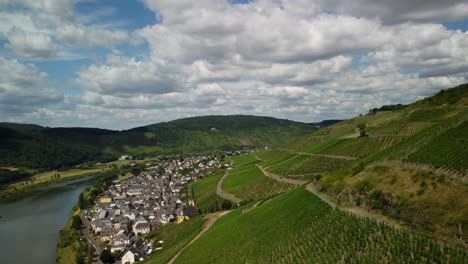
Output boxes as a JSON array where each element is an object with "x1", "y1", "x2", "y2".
[{"x1": 0, "y1": 115, "x2": 315, "y2": 170}]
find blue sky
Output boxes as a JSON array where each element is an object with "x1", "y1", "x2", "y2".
[{"x1": 1, "y1": 0, "x2": 468, "y2": 129}]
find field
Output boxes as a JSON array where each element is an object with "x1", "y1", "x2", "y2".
[
  {"x1": 174, "y1": 187, "x2": 467, "y2": 264},
  {"x1": 373, "y1": 110, "x2": 467, "y2": 166},
  {"x1": 0, "y1": 168, "x2": 110, "y2": 198},
  {"x1": 228, "y1": 153, "x2": 259, "y2": 165},
  {"x1": 407, "y1": 120, "x2": 467, "y2": 172},
  {"x1": 145, "y1": 216, "x2": 207, "y2": 264},
  {"x1": 314, "y1": 136, "x2": 403, "y2": 158},
  {"x1": 223, "y1": 162, "x2": 295, "y2": 200},
  {"x1": 267, "y1": 155, "x2": 352, "y2": 178},
  {"x1": 189, "y1": 172, "x2": 225, "y2": 212},
  {"x1": 259, "y1": 152, "x2": 297, "y2": 168}
]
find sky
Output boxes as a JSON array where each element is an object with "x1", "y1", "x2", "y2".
[{"x1": 1, "y1": 0, "x2": 468, "y2": 130}]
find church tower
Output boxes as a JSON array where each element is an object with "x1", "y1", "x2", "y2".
[{"x1": 188, "y1": 186, "x2": 196, "y2": 206}]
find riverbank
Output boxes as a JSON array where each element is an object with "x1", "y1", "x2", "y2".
[
  {"x1": 57, "y1": 170, "x2": 119, "y2": 264},
  {"x1": 0, "y1": 168, "x2": 111, "y2": 201}
]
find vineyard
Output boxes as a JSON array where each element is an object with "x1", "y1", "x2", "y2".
[
  {"x1": 190, "y1": 171, "x2": 225, "y2": 212},
  {"x1": 367, "y1": 124, "x2": 404, "y2": 134},
  {"x1": 312, "y1": 136, "x2": 402, "y2": 158},
  {"x1": 229, "y1": 153, "x2": 259, "y2": 165},
  {"x1": 407, "y1": 120, "x2": 467, "y2": 172},
  {"x1": 174, "y1": 187, "x2": 467, "y2": 264},
  {"x1": 374, "y1": 110, "x2": 467, "y2": 165},
  {"x1": 146, "y1": 216, "x2": 207, "y2": 264},
  {"x1": 259, "y1": 152, "x2": 298, "y2": 168},
  {"x1": 267, "y1": 155, "x2": 351, "y2": 177},
  {"x1": 398, "y1": 122, "x2": 430, "y2": 136},
  {"x1": 223, "y1": 162, "x2": 295, "y2": 200}
]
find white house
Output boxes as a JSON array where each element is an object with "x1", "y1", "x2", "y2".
[{"x1": 122, "y1": 248, "x2": 139, "y2": 264}]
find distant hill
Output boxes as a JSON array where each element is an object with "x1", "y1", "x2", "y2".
[{"x1": 0, "y1": 115, "x2": 315, "y2": 170}]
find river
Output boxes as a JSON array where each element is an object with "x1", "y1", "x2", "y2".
[{"x1": 0, "y1": 177, "x2": 98, "y2": 264}]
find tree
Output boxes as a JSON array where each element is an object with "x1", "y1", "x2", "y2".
[
  {"x1": 71, "y1": 215, "x2": 83, "y2": 230},
  {"x1": 100, "y1": 250, "x2": 115, "y2": 264},
  {"x1": 76, "y1": 248, "x2": 85, "y2": 264},
  {"x1": 78, "y1": 193, "x2": 87, "y2": 209},
  {"x1": 222, "y1": 199, "x2": 232, "y2": 210},
  {"x1": 86, "y1": 246, "x2": 95, "y2": 264}
]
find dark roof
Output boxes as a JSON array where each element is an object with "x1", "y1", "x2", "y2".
[
  {"x1": 135, "y1": 239, "x2": 145, "y2": 249},
  {"x1": 183, "y1": 205, "x2": 199, "y2": 218}
]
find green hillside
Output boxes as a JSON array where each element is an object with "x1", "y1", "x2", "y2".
[
  {"x1": 0, "y1": 115, "x2": 315, "y2": 171},
  {"x1": 173, "y1": 187, "x2": 466, "y2": 263},
  {"x1": 227, "y1": 83, "x2": 467, "y2": 244}
]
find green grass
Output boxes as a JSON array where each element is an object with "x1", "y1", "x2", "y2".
[
  {"x1": 175, "y1": 187, "x2": 467, "y2": 264},
  {"x1": 255, "y1": 149, "x2": 288, "y2": 160},
  {"x1": 190, "y1": 172, "x2": 225, "y2": 211},
  {"x1": 145, "y1": 216, "x2": 207, "y2": 264},
  {"x1": 229, "y1": 153, "x2": 259, "y2": 165},
  {"x1": 223, "y1": 162, "x2": 295, "y2": 200},
  {"x1": 223, "y1": 162, "x2": 264, "y2": 194}
]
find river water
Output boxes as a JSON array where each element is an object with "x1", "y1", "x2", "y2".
[{"x1": 0, "y1": 177, "x2": 97, "y2": 264}]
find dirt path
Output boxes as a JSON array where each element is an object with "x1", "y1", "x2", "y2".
[
  {"x1": 264, "y1": 154, "x2": 300, "y2": 169},
  {"x1": 305, "y1": 183, "x2": 337, "y2": 209},
  {"x1": 167, "y1": 211, "x2": 230, "y2": 264},
  {"x1": 276, "y1": 148, "x2": 357, "y2": 161},
  {"x1": 216, "y1": 170, "x2": 243, "y2": 204},
  {"x1": 296, "y1": 152, "x2": 358, "y2": 161},
  {"x1": 256, "y1": 165, "x2": 308, "y2": 185}
]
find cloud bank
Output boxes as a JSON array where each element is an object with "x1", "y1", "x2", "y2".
[{"x1": 1, "y1": 0, "x2": 468, "y2": 129}]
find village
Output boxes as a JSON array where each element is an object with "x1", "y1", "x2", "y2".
[{"x1": 81, "y1": 151, "x2": 253, "y2": 264}]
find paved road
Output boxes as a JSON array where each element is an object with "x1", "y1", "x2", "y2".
[
  {"x1": 167, "y1": 211, "x2": 230, "y2": 264},
  {"x1": 256, "y1": 165, "x2": 308, "y2": 185},
  {"x1": 82, "y1": 213, "x2": 102, "y2": 263}
]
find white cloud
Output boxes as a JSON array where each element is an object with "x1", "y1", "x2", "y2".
[
  {"x1": 3, "y1": 0, "x2": 468, "y2": 129},
  {"x1": 0, "y1": 57, "x2": 63, "y2": 114},
  {"x1": 5, "y1": 26, "x2": 59, "y2": 58},
  {"x1": 74, "y1": 57, "x2": 184, "y2": 95}
]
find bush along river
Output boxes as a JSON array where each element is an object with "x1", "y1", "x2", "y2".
[{"x1": 0, "y1": 176, "x2": 100, "y2": 264}]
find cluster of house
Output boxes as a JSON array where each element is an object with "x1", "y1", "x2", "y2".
[
  {"x1": 84, "y1": 149, "x2": 265, "y2": 263},
  {"x1": 84, "y1": 155, "x2": 224, "y2": 263}
]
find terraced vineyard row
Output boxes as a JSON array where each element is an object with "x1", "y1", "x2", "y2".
[
  {"x1": 359, "y1": 136, "x2": 403, "y2": 157},
  {"x1": 398, "y1": 122, "x2": 430, "y2": 136},
  {"x1": 258, "y1": 210, "x2": 467, "y2": 264},
  {"x1": 376, "y1": 110, "x2": 467, "y2": 164},
  {"x1": 259, "y1": 152, "x2": 298, "y2": 168},
  {"x1": 223, "y1": 162, "x2": 295, "y2": 201},
  {"x1": 229, "y1": 174, "x2": 296, "y2": 201},
  {"x1": 175, "y1": 187, "x2": 467, "y2": 264},
  {"x1": 367, "y1": 124, "x2": 403, "y2": 134},
  {"x1": 314, "y1": 136, "x2": 402, "y2": 158},
  {"x1": 268, "y1": 155, "x2": 352, "y2": 177},
  {"x1": 407, "y1": 120, "x2": 467, "y2": 172}
]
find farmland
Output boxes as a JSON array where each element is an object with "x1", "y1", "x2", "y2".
[
  {"x1": 174, "y1": 187, "x2": 467, "y2": 264},
  {"x1": 222, "y1": 161, "x2": 295, "y2": 201},
  {"x1": 189, "y1": 171, "x2": 226, "y2": 212},
  {"x1": 145, "y1": 216, "x2": 207, "y2": 264},
  {"x1": 267, "y1": 155, "x2": 351, "y2": 179},
  {"x1": 407, "y1": 120, "x2": 467, "y2": 172}
]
